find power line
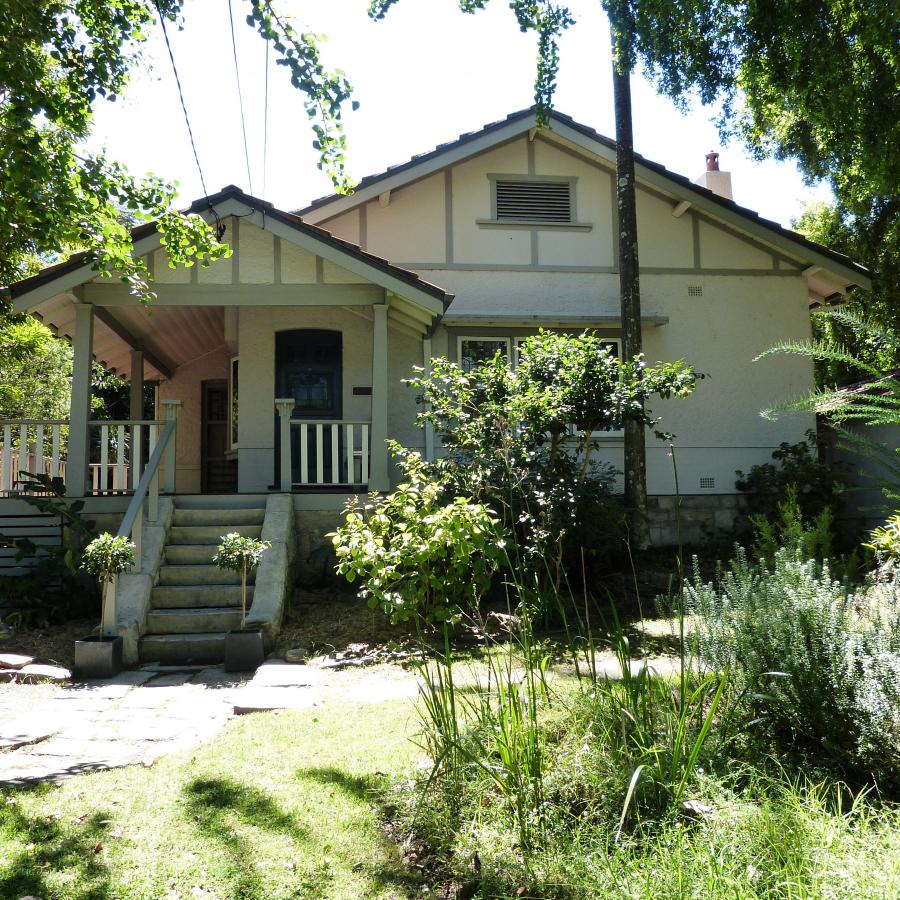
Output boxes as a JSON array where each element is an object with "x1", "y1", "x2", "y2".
[
  {"x1": 154, "y1": 1, "x2": 210, "y2": 200},
  {"x1": 227, "y1": 0, "x2": 254, "y2": 195},
  {"x1": 262, "y1": 37, "x2": 270, "y2": 200}
]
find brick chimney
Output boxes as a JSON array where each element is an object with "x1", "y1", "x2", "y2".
[{"x1": 694, "y1": 150, "x2": 733, "y2": 200}]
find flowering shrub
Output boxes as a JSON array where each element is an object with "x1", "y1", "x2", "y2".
[
  {"x1": 81, "y1": 533, "x2": 136, "y2": 584},
  {"x1": 213, "y1": 533, "x2": 271, "y2": 624}
]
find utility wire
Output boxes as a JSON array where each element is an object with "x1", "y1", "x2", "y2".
[
  {"x1": 154, "y1": 1, "x2": 210, "y2": 200},
  {"x1": 227, "y1": 0, "x2": 254, "y2": 195},
  {"x1": 262, "y1": 37, "x2": 270, "y2": 200}
]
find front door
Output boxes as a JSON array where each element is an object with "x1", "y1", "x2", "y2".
[
  {"x1": 274, "y1": 329, "x2": 343, "y2": 486},
  {"x1": 201, "y1": 380, "x2": 237, "y2": 493}
]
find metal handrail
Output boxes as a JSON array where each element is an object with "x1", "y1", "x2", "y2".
[{"x1": 100, "y1": 419, "x2": 175, "y2": 636}]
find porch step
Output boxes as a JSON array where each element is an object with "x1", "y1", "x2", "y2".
[
  {"x1": 141, "y1": 496, "x2": 269, "y2": 666},
  {"x1": 167, "y1": 524, "x2": 263, "y2": 545},
  {"x1": 138, "y1": 633, "x2": 226, "y2": 666},
  {"x1": 150, "y1": 584, "x2": 253, "y2": 609},
  {"x1": 172, "y1": 494, "x2": 269, "y2": 510},
  {"x1": 146, "y1": 607, "x2": 242, "y2": 635},
  {"x1": 172, "y1": 507, "x2": 265, "y2": 527},
  {"x1": 159, "y1": 565, "x2": 254, "y2": 586},
  {"x1": 163, "y1": 544, "x2": 217, "y2": 566}
]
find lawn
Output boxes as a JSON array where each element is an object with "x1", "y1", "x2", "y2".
[{"x1": 0, "y1": 696, "x2": 423, "y2": 900}]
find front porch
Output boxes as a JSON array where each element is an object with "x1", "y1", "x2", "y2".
[{"x1": 2, "y1": 189, "x2": 452, "y2": 507}]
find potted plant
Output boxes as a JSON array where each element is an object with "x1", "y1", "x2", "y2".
[
  {"x1": 214, "y1": 532, "x2": 271, "y2": 672},
  {"x1": 76, "y1": 532, "x2": 135, "y2": 678}
]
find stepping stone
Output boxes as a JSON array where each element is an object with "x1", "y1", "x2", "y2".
[
  {"x1": 284, "y1": 647, "x2": 308, "y2": 663},
  {"x1": 247, "y1": 662, "x2": 326, "y2": 687},
  {"x1": 0, "y1": 653, "x2": 34, "y2": 669},
  {"x1": 16, "y1": 664, "x2": 71, "y2": 683},
  {"x1": 232, "y1": 687, "x2": 318, "y2": 714}
]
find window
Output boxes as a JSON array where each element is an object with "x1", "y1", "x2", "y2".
[
  {"x1": 457, "y1": 337, "x2": 511, "y2": 373},
  {"x1": 495, "y1": 179, "x2": 573, "y2": 224},
  {"x1": 229, "y1": 357, "x2": 239, "y2": 449}
]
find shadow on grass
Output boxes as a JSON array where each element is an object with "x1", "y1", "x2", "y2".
[
  {"x1": 183, "y1": 777, "x2": 310, "y2": 898},
  {"x1": 0, "y1": 785, "x2": 113, "y2": 900},
  {"x1": 296, "y1": 765, "x2": 423, "y2": 896}
]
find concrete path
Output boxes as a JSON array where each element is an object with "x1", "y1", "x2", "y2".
[{"x1": 0, "y1": 661, "x2": 421, "y2": 787}]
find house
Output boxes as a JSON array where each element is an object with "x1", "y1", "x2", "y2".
[{"x1": 0, "y1": 108, "x2": 870, "y2": 664}]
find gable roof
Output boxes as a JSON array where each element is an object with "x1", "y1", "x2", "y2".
[
  {"x1": 298, "y1": 107, "x2": 870, "y2": 292},
  {"x1": 6, "y1": 185, "x2": 453, "y2": 313}
]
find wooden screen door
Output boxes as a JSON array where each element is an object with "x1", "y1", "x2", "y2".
[{"x1": 201, "y1": 380, "x2": 237, "y2": 493}]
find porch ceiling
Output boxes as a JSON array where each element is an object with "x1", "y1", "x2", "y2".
[{"x1": 31, "y1": 293, "x2": 224, "y2": 381}]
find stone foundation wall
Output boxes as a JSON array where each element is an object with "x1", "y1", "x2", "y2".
[
  {"x1": 294, "y1": 509, "x2": 345, "y2": 583},
  {"x1": 648, "y1": 494, "x2": 748, "y2": 547}
]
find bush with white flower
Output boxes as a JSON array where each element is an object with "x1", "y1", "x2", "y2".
[{"x1": 213, "y1": 533, "x2": 271, "y2": 624}]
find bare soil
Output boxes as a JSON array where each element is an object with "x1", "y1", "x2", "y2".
[{"x1": 0, "y1": 616, "x2": 96, "y2": 670}]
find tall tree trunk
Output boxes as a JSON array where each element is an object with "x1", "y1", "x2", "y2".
[{"x1": 611, "y1": 38, "x2": 650, "y2": 549}]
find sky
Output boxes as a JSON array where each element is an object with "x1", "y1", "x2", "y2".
[{"x1": 87, "y1": 0, "x2": 833, "y2": 228}]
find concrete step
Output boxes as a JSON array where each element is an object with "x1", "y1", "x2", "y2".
[
  {"x1": 163, "y1": 544, "x2": 217, "y2": 566},
  {"x1": 146, "y1": 607, "x2": 242, "y2": 635},
  {"x1": 158, "y1": 565, "x2": 254, "y2": 586},
  {"x1": 167, "y1": 524, "x2": 263, "y2": 545},
  {"x1": 172, "y1": 507, "x2": 265, "y2": 527},
  {"x1": 173, "y1": 494, "x2": 269, "y2": 510},
  {"x1": 150, "y1": 584, "x2": 252, "y2": 609},
  {"x1": 139, "y1": 633, "x2": 226, "y2": 665}
]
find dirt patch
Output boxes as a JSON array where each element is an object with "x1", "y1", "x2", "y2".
[
  {"x1": 0, "y1": 616, "x2": 95, "y2": 670},
  {"x1": 275, "y1": 588, "x2": 415, "y2": 659}
]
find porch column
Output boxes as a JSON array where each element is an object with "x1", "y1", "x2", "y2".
[
  {"x1": 369, "y1": 303, "x2": 390, "y2": 491},
  {"x1": 66, "y1": 303, "x2": 94, "y2": 497},
  {"x1": 129, "y1": 349, "x2": 144, "y2": 420},
  {"x1": 275, "y1": 398, "x2": 295, "y2": 492},
  {"x1": 422, "y1": 336, "x2": 435, "y2": 462},
  {"x1": 160, "y1": 399, "x2": 182, "y2": 494}
]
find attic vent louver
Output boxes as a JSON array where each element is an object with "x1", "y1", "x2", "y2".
[
  {"x1": 688, "y1": 285, "x2": 703, "y2": 296},
  {"x1": 495, "y1": 180, "x2": 572, "y2": 223}
]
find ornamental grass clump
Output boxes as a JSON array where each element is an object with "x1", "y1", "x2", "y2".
[
  {"x1": 81, "y1": 532, "x2": 135, "y2": 634},
  {"x1": 213, "y1": 533, "x2": 271, "y2": 625}
]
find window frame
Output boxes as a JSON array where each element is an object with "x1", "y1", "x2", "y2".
[{"x1": 456, "y1": 335, "x2": 512, "y2": 373}]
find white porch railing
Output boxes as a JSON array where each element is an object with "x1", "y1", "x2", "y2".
[
  {"x1": 88, "y1": 420, "x2": 166, "y2": 495},
  {"x1": 0, "y1": 418, "x2": 175, "y2": 497},
  {"x1": 275, "y1": 400, "x2": 370, "y2": 491},
  {"x1": 0, "y1": 420, "x2": 68, "y2": 493},
  {"x1": 103, "y1": 418, "x2": 176, "y2": 635}
]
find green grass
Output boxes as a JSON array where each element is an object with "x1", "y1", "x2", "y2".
[{"x1": 0, "y1": 697, "x2": 422, "y2": 900}]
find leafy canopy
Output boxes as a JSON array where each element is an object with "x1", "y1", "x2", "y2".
[{"x1": 1, "y1": 1, "x2": 358, "y2": 299}]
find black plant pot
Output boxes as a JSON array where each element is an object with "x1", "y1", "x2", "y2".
[
  {"x1": 225, "y1": 627, "x2": 265, "y2": 673},
  {"x1": 73, "y1": 635, "x2": 124, "y2": 679}
]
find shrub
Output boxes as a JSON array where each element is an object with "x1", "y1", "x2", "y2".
[
  {"x1": 750, "y1": 484, "x2": 834, "y2": 563},
  {"x1": 330, "y1": 448, "x2": 508, "y2": 625},
  {"x1": 406, "y1": 330, "x2": 699, "y2": 589},
  {"x1": 735, "y1": 431, "x2": 841, "y2": 523},
  {"x1": 685, "y1": 545, "x2": 900, "y2": 786},
  {"x1": 213, "y1": 533, "x2": 271, "y2": 624},
  {"x1": 81, "y1": 532, "x2": 135, "y2": 583}
]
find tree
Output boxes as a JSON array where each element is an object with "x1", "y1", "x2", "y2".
[
  {"x1": 0, "y1": 1, "x2": 357, "y2": 300},
  {"x1": 616, "y1": 1, "x2": 899, "y2": 372},
  {"x1": 0, "y1": 314, "x2": 72, "y2": 421},
  {"x1": 794, "y1": 202, "x2": 900, "y2": 385}
]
